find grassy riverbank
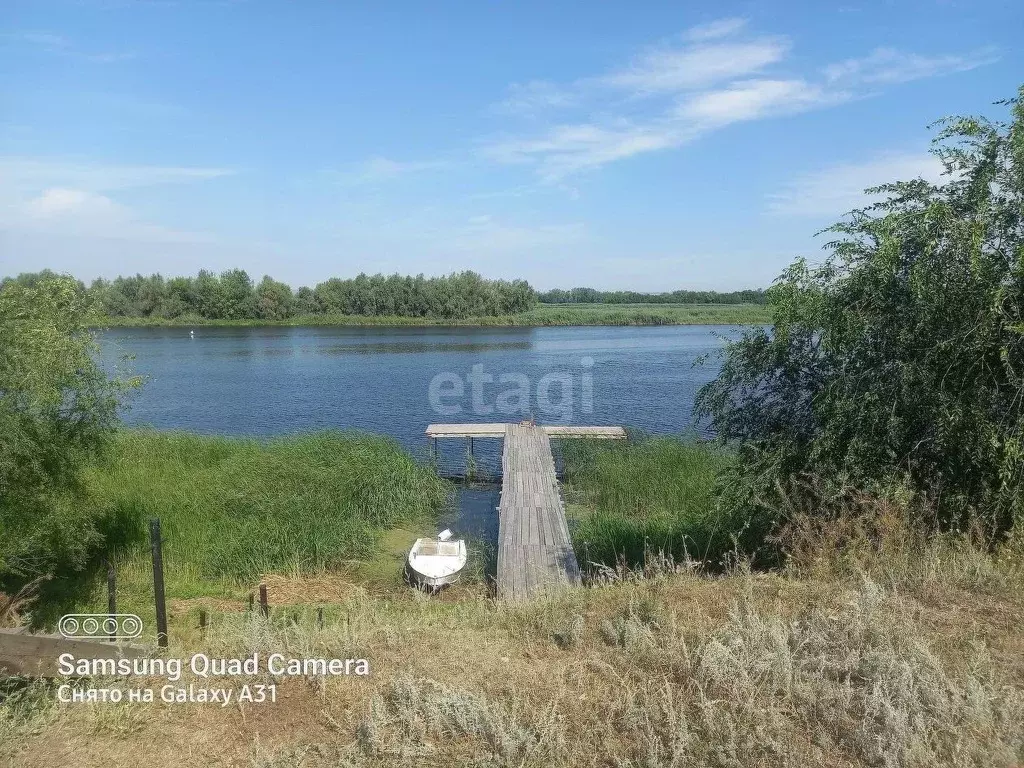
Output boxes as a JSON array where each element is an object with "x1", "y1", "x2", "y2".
[
  {"x1": 5, "y1": 535, "x2": 1023, "y2": 767},
  {"x1": 94, "y1": 302, "x2": 769, "y2": 328},
  {"x1": 32, "y1": 430, "x2": 453, "y2": 624},
  {"x1": 6, "y1": 431, "x2": 1024, "y2": 766},
  {"x1": 561, "y1": 436, "x2": 742, "y2": 569}
]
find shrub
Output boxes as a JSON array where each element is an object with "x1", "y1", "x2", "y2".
[{"x1": 697, "y1": 87, "x2": 1024, "y2": 548}]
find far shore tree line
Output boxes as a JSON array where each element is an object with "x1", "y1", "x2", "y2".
[
  {"x1": 0, "y1": 269, "x2": 766, "y2": 322},
  {"x1": 536, "y1": 287, "x2": 766, "y2": 305}
]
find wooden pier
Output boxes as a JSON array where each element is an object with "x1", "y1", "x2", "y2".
[{"x1": 425, "y1": 422, "x2": 625, "y2": 599}]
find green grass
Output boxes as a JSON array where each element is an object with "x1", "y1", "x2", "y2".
[
  {"x1": 27, "y1": 429, "x2": 453, "y2": 626},
  {"x1": 518, "y1": 302, "x2": 768, "y2": 326},
  {"x1": 41, "y1": 429, "x2": 446, "y2": 613},
  {"x1": 92, "y1": 302, "x2": 769, "y2": 328},
  {"x1": 85, "y1": 429, "x2": 450, "y2": 579},
  {"x1": 561, "y1": 436, "x2": 738, "y2": 568}
]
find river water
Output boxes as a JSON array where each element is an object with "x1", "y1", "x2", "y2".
[
  {"x1": 99, "y1": 324, "x2": 743, "y2": 552},
  {"x1": 100, "y1": 325, "x2": 740, "y2": 443}
]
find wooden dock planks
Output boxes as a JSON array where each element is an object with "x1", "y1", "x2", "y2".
[
  {"x1": 496, "y1": 424, "x2": 582, "y2": 600},
  {"x1": 426, "y1": 423, "x2": 625, "y2": 440}
]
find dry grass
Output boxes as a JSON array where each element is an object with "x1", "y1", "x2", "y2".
[
  {"x1": 3, "y1": 523, "x2": 1023, "y2": 768},
  {"x1": 0, "y1": 578, "x2": 46, "y2": 629}
]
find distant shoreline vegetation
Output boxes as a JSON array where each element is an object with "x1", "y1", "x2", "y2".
[
  {"x1": 0, "y1": 269, "x2": 768, "y2": 327},
  {"x1": 536, "y1": 287, "x2": 765, "y2": 305},
  {"x1": 94, "y1": 303, "x2": 770, "y2": 327}
]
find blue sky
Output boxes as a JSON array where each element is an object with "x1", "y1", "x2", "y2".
[{"x1": 1, "y1": 1, "x2": 1020, "y2": 291}]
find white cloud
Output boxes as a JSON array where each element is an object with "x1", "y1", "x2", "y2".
[
  {"x1": 483, "y1": 79, "x2": 837, "y2": 182},
  {"x1": 482, "y1": 122, "x2": 688, "y2": 182},
  {"x1": 16, "y1": 32, "x2": 69, "y2": 49},
  {"x1": 677, "y1": 78, "x2": 834, "y2": 125},
  {"x1": 446, "y1": 218, "x2": 586, "y2": 253},
  {"x1": 824, "y1": 46, "x2": 1000, "y2": 86},
  {"x1": 329, "y1": 156, "x2": 448, "y2": 185},
  {"x1": 24, "y1": 187, "x2": 116, "y2": 218},
  {"x1": 494, "y1": 81, "x2": 577, "y2": 116},
  {"x1": 4, "y1": 30, "x2": 135, "y2": 62},
  {"x1": 482, "y1": 19, "x2": 996, "y2": 183},
  {"x1": 495, "y1": 18, "x2": 779, "y2": 116},
  {"x1": 684, "y1": 17, "x2": 749, "y2": 42},
  {"x1": 13, "y1": 187, "x2": 212, "y2": 243},
  {"x1": 0, "y1": 158, "x2": 228, "y2": 247},
  {"x1": 767, "y1": 151, "x2": 946, "y2": 216},
  {"x1": 0, "y1": 157, "x2": 232, "y2": 194},
  {"x1": 601, "y1": 38, "x2": 789, "y2": 93}
]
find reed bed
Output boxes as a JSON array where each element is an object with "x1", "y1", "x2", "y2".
[
  {"x1": 561, "y1": 436, "x2": 737, "y2": 569},
  {"x1": 84, "y1": 429, "x2": 451, "y2": 583},
  {"x1": 517, "y1": 302, "x2": 768, "y2": 326},
  {"x1": 95, "y1": 303, "x2": 769, "y2": 328}
]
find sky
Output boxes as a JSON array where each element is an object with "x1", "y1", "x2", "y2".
[{"x1": 1, "y1": 1, "x2": 1021, "y2": 291}]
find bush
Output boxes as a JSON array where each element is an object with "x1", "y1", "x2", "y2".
[
  {"x1": 696, "y1": 87, "x2": 1024, "y2": 549},
  {"x1": 0, "y1": 277, "x2": 137, "y2": 584}
]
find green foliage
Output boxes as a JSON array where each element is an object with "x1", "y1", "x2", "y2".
[
  {"x1": 516, "y1": 302, "x2": 768, "y2": 326},
  {"x1": 85, "y1": 430, "x2": 451, "y2": 580},
  {"x1": 538, "y1": 287, "x2": 766, "y2": 305},
  {"x1": 254, "y1": 275, "x2": 295, "y2": 320},
  {"x1": 4, "y1": 269, "x2": 538, "y2": 322},
  {"x1": 309, "y1": 270, "x2": 535, "y2": 318},
  {"x1": 0, "y1": 276, "x2": 137, "y2": 583},
  {"x1": 562, "y1": 437, "x2": 738, "y2": 567},
  {"x1": 6, "y1": 271, "x2": 769, "y2": 324},
  {"x1": 696, "y1": 88, "x2": 1024, "y2": 544},
  {"x1": 92, "y1": 302, "x2": 770, "y2": 327}
]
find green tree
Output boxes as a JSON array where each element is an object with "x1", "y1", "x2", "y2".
[
  {"x1": 0, "y1": 277, "x2": 139, "y2": 583},
  {"x1": 696, "y1": 88, "x2": 1024, "y2": 544},
  {"x1": 254, "y1": 275, "x2": 294, "y2": 320},
  {"x1": 219, "y1": 269, "x2": 255, "y2": 319},
  {"x1": 294, "y1": 286, "x2": 317, "y2": 315}
]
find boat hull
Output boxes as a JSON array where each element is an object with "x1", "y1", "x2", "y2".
[
  {"x1": 406, "y1": 537, "x2": 467, "y2": 590},
  {"x1": 405, "y1": 564, "x2": 463, "y2": 589}
]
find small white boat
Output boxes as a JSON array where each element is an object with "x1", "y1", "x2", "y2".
[{"x1": 406, "y1": 529, "x2": 467, "y2": 589}]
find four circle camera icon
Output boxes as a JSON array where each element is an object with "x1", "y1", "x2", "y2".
[{"x1": 59, "y1": 613, "x2": 144, "y2": 641}]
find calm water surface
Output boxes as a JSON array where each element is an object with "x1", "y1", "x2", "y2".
[
  {"x1": 100, "y1": 325, "x2": 739, "y2": 449},
  {"x1": 99, "y1": 325, "x2": 741, "y2": 552}
]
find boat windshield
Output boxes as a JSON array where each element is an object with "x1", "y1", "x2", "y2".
[{"x1": 415, "y1": 540, "x2": 461, "y2": 557}]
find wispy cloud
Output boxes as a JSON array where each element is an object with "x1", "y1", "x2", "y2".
[
  {"x1": 767, "y1": 151, "x2": 946, "y2": 216},
  {"x1": 4, "y1": 30, "x2": 135, "y2": 62},
  {"x1": 327, "y1": 156, "x2": 449, "y2": 185},
  {"x1": 0, "y1": 157, "x2": 229, "y2": 244},
  {"x1": 684, "y1": 17, "x2": 749, "y2": 42},
  {"x1": 598, "y1": 36, "x2": 789, "y2": 93},
  {"x1": 16, "y1": 187, "x2": 212, "y2": 243},
  {"x1": 15, "y1": 32, "x2": 69, "y2": 50},
  {"x1": 824, "y1": 46, "x2": 1000, "y2": 86},
  {"x1": 0, "y1": 157, "x2": 233, "y2": 193},
  {"x1": 445, "y1": 217, "x2": 587, "y2": 253},
  {"x1": 482, "y1": 122, "x2": 690, "y2": 182},
  {"x1": 676, "y1": 78, "x2": 835, "y2": 125},
  {"x1": 483, "y1": 77, "x2": 838, "y2": 183},
  {"x1": 493, "y1": 81, "x2": 578, "y2": 116},
  {"x1": 484, "y1": 18, "x2": 997, "y2": 183}
]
